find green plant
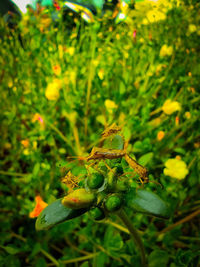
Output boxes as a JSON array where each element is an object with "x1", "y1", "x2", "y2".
[{"x1": 36, "y1": 134, "x2": 170, "y2": 266}]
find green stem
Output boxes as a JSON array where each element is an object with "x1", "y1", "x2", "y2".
[
  {"x1": 117, "y1": 209, "x2": 147, "y2": 266},
  {"x1": 0, "y1": 171, "x2": 28, "y2": 177},
  {"x1": 45, "y1": 119, "x2": 75, "y2": 154},
  {"x1": 84, "y1": 28, "x2": 97, "y2": 136},
  {"x1": 40, "y1": 248, "x2": 60, "y2": 266}
]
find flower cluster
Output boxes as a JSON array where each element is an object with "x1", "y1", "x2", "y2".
[{"x1": 164, "y1": 158, "x2": 189, "y2": 180}]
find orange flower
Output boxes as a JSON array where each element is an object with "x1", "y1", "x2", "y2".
[
  {"x1": 21, "y1": 139, "x2": 29, "y2": 148},
  {"x1": 29, "y1": 196, "x2": 48, "y2": 218},
  {"x1": 53, "y1": 65, "x2": 61, "y2": 76},
  {"x1": 157, "y1": 131, "x2": 165, "y2": 141},
  {"x1": 32, "y1": 113, "x2": 44, "y2": 125}
]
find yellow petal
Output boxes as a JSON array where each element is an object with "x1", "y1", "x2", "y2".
[{"x1": 162, "y1": 99, "x2": 181, "y2": 115}]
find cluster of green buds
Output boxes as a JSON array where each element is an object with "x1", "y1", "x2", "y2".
[{"x1": 36, "y1": 134, "x2": 170, "y2": 231}]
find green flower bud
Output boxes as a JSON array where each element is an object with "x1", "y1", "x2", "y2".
[
  {"x1": 89, "y1": 207, "x2": 105, "y2": 221},
  {"x1": 105, "y1": 194, "x2": 122, "y2": 212},
  {"x1": 116, "y1": 180, "x2": 128, "y2": 191},
  {"x1": 87, "y1": 173, "x2": 104, "y2": 189},
  {"x1": 62, "y1": 189, "x2": 96, "y2": 209}
]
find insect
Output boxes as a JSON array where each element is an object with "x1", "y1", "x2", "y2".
[
  {"x1": 67, "y1": 126, "x2": 148, "y2": 185},
  {"x1": 74, "y1": 144, "x2": 148, "y2": 184},
  {"x1": 124, "y1": 154, "x2": 148, "y2": 183},
  {"x1": 61, "y1": 171, "x2": 79, "y2": 192},
  {"x1": 101, "y1": 123, "x2": 122, "y2": 138}
]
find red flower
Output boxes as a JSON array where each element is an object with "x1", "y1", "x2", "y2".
[{"x1": 54, "y1": 1, "x2": 61, "y2": 11}]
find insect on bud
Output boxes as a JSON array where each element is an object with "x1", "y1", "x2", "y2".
[{"x1": 62, "y1": 189, "x2": 96, "y2": 209}]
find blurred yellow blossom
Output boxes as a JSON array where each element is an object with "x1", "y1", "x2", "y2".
[
  {"x1": 188, "y1": 24, "x2": 197, "y2": 34},
  {"x1": 143, "y1": 9, "x2": 166, "y2": 24},
  {"x1": 105, "y1": 99, "x2": 118, "y2": 114},
  {"x1": 45, "y1": 78, "x2": 61, "y2": 100},
  {"x1": 160, "y1": 44, "x2": 173, "y2": 57},
  {"x1": 58, "y1": 44, "x2": 64, "y2": 59},
  {"x1": 164, "y1": 158, "x2": 189, "y2": 180},
  {"x1": 66, "y1": 47, "x2": 75, "y2": 56},
  {"x1": 8, "y1": 79, "x2": 13, "y2": 88},
  {"x1": 23, "y1": 148, "x2": 30, "y2": 155},
  {"x1": 98, "y1": 69, "x2": 105, "y2": 80},
  {"x1": 33, "y1": 141, "x2": 38, "y2": 150},
  {"x1": 157, "y1": 131, "x2": 165, "y2": 141},
  {"x1": 162, "y1": 99, "x2": 181, "y2": 115},
  {"x1": 185, "y1": 112, "x2": 191, "y2": 119}
]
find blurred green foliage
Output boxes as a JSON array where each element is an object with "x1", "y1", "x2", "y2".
[{"x1": 0, "y1": 0, "x2": 200, "y2": 266}]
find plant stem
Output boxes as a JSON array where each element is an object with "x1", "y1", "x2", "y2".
[{"x1": 117, "y1": 209, "x2": 147, "y2": 266}]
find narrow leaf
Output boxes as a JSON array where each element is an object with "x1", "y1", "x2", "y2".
[
  {"x1": 36, "y1": 199, "x2": 88, "y2": 231},
  {"x1": 125, "y1": 189, "x2": 170, "y2": 219}
]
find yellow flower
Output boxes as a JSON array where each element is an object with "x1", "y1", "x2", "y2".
[
  {"x1": 58, "y1": 44, "x2": 64, "y2": 59},
  {"x1": 146, "y1": 10, "x2": 166, "y2": 24},
  {"x1": 66, "y1": 47, "x2": 75, "y2": 56},
  {"x1": 105, "y1": 99, "x2": 118, "y2": 114},
  {"x1": 45, "y1": 79, "x2": 61, "y2": 101},
  {"x1": 185, "y1": 112, "x2": 191, "y2": 119},
  {"x1": 157, "y1": 131, "x2": 165, "y2": 141},
  {"x1": 160, "y1": 44, "x2": 173, "y2": 57},
  {"x1": 164, "y1": 158, "x2": 189, "y2": 180},
  {"x1": 188, "y1": 24, "x2": 197, "y2": 34},
  {"x1": 162, "y1": 99, "x2": 181, "y2": 115},
  {"x1": 98, "y1": 69, "x2": 105, "y2": 80}
]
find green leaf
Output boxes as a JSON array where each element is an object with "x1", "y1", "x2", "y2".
[
  {"x1": 32, "y1": 163, "x2": 40, "y2": 178},
  {"x1": 103, "y1": 135, "x2": 124, "y2": 150},
  {"x1": 36, "y1": 199, "x2": 88, "y2": 231},
  {"x1": 149, "y1": 250, "x2": 169, "y2": 267},
  {"x1": 0, "y1": 245, "x2": 20, "y2": 255},
  {"x1": 125, "y1": 189, "x2": 170, "y2": 219},
  {"x1": 138, "y1": 152, "x2": 154, "y2": 166}
]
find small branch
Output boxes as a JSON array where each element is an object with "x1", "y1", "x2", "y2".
[
  {"x1": 64, "y1": 237, "x2": 90, "y2": 256},
  {"x1": 117, "y1": 209, "x2": 147, "y2": 266},
  {"x1": 158, "y1": 209, "x2": 200, "y2": 236},
  {"x1": 40, "y1": 248, "x2": 60, "y2": 267},
  {"x1": 47, "y1": 253, "x2": 99, "y2": 266}
]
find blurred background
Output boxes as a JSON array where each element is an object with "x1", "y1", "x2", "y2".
[{"x1": 0, "y1": 0, "x2": 200, "y2": 266}]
